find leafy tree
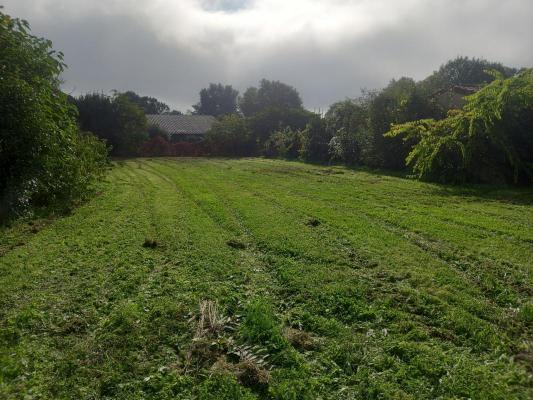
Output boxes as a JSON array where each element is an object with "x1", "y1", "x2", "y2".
[
  {"x1": 326, "y1": 99, "x2": 370, "y2": 164},
  {"x1": 75, "y1": 92, "x2": 148, "y2": 156},
  {"x1": 248, "y1": 107, "x2": 314, "y2": 150},
  {"x1": 239, "y1": 86, "x2": 261, "y2": 117},
  {"x1": 193, "y1": 83, "x2": 239, "y2": 117},
  {"x1": 367, "y1": 78, "x2": 437, "y2": 169},
  {"x1": 0, "y1": 8, "x2": 106, "y2": 218},
  {"x1": 205, "y1": 115, "x2": 254, "y2": 156},
  {"x1": 299, "y1": 116, "x2": 331, "y2": 162},
  {"x1": 118, "y1": 90, "x2": 171, "y2": 114},
  {"x1": 387, "y1": 69, "x2": 533, "y2": 184},
  {"x1": 240, "y1": 79, "x2": 303, "y2": 117},
  {"x1": 420, "y1": 57, "x2": 518, "y2": 114},
  {"x1": 426, "y1": 56, "x2": 517, "y2": 89}
]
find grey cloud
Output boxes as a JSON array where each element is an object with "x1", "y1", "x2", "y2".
[{"x1": 3, "y1": 0, "x2": 532, "y2": 111}]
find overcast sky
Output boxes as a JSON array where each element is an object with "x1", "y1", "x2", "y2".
[{"x1": 4, "y1": 0, "x2": 533, "y2": 112}]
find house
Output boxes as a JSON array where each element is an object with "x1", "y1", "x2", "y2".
[
  {"x1": 146, "y1": 114, "x2": 217, "y2": 142},
  {"x1": 433, "y1": 85, "x2": 481, "y2": 110}
]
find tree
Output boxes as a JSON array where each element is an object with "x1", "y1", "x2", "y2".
[
  {"x1": 119, "y1": 91, "x2": 171, "y2": 114},
  {"x1": 299, "y1": 116, "x2": 331, "y2": 162},
  {"x1": 420, "y1": 57, "x2": 518, "y2": 114},
  {"x1": 367, "y1": 78, "x2": 437, "y2": 169},
  {"x1": 205, "y1": 115, "x2": 254, "y2": 156},
  {"x1": 326, "y1": 99, "x2": 370, "y2": 164},
  {"x1": 0, "y1": 8, "x2": 106, "y2": 219},
  {"x1": 193, "y1": 83, "x2": 239, "y2": 117},
  {"x1": 426, "y1": 56, "x2": 517, "y2": 89},
  {"x1": 240, "y1": 79, "x2": 303, "y2": 117},
  {"x1": 247, "y1": 107, "x2": 314, "y2": 149},
  {"x1": 75, "y1": 92, "x2": 148, "y2": 156},
  {"x1": 387, "y1": 69, "x2": 533, "y2": 184}
]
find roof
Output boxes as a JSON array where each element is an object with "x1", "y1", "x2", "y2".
[{"x1": 146, "y1": 114, "x2": 217, "y2": 135}]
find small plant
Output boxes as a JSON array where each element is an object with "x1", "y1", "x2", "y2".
[
  {"x1": 195, "y1": 300, "x2": 231, "y2": 340},
  {"x1": 184, "y1": 300, "x2": 235, "y2": 372},
  {"x1": 143, "y1": 238, "x2": 158, "y2": 248},
  {"x1": 241, "y1": 299, "x2": 287, "y2": 352}
]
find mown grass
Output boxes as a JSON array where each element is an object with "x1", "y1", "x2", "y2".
[{"x1": 1, "y1": 158, "x2": 532, "y2": 399}]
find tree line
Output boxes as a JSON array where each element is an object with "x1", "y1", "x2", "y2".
[
  {"x1": 2, "y1": 7, "x2": 532, "y2": 221},
  {"x1": 197, "y1": 60, "x2": 532, "y2": 186}
]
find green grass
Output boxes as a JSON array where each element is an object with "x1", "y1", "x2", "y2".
[{"x1": 1, "y1": 158, "x2": 532, "y2": 399}]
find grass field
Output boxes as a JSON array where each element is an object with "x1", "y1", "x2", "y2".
[{"x1": 1, "y1": 158, "x2": 532, "y2": 399}]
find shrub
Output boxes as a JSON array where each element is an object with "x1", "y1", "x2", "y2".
[
  {"x1": 247, "y1": 106, "x2": 314, "y2": 149},
  {"x1": 205, "y1": 115, "x2": 254, "y2": 156},
  {"x1": 0, "y1": 10, "x2": 107, "y2": 219},
  {"x1": 74, "y1": 92, "x2": 148, "y2": 157},
  {"x1": 263, "y1": 127, "x2": 301, "y2": 159},
  {"x1": 387, "y1": 69, "x2": 533, "y2": 184}
]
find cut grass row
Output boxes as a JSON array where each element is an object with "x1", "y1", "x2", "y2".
[{"x1": 1, "y1": 158, "x2": 532, "y2": 399}]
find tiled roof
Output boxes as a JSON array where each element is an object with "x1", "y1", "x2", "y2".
[{"x1": 146, "y1": 114, "x2": 217, "y2": 135}]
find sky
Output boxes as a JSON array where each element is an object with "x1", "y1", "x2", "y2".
[{"x1": 3, "y1": 0, "x2": 533, "y2": 112}]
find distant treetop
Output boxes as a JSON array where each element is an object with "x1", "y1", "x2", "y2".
[{"x1": 240, "y1": 79, "x2": 303, "y2": 117}]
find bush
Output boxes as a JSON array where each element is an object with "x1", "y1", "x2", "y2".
[
  {"x1": 248, "y1": 107, "x2": 314, "y2": 151},
  {"x1": 0, "y1": 10, "x2": 107, "y2": 219},
  {"x1": 74, "y1": 92, "x2": 148, "y2": 156},
  {"x1": 205, "y1": 115, "x2": 254, "y2": 156},
  {"x1": 263, "y1": 127, "x2": 301, "y2": 159},
  {"x1": 387, "y1": 69, "x2": 533, "y2": 184}
]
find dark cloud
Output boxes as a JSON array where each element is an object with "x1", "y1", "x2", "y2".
[{"x1": 3, "y1": 0, "x2": 532, "y2": 111}]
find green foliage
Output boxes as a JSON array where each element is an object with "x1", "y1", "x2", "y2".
[
  {"x1": 193, "y1": 83, "x2": 239, "y2": 117},
  {"x1": 420, "y1": 56, "x2": 518, "y2": 114},
  {"x1": 299, "y1": 116, "x2": 331, "y2": 162},
  {"x1": 241, "y1": 299, "x2": 287, "y2": 351},
  {"x1": 326, "y1": 99, "x2": 370, "y2": 164},
  {"x1": 0, "y1": 9, "x2": 107, "y2": 219},
  {"x1": 367, "y1": 78, "x2": 438, "y2": 169},
  {"x1": 263, "y1": 127, "x2": 301, "y2": 159},
  {"x1": 240, "y1": 79, "x2": 303, "y2": 117},
  {"x1": 424, "y1": 56, "x2": 517, "y2": 90},
  {"x1": 205, "y1": 114, "x2": 254, "y2": 156},
  {"x1": 75, "y1": 92, "x2": 148, "y2": 156},
  {"x1": 118, "y1": 90, "x2": 173, "y2": 114},
  {"x1": 388, "y1": 69, "x2": 533, "y2": 184},
  {"x1": 197, "y1": 374, "x2": 256, "y2": 400},
  {"x1": 248, "y1": 106, "x2": 314, "y2": 149}
]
